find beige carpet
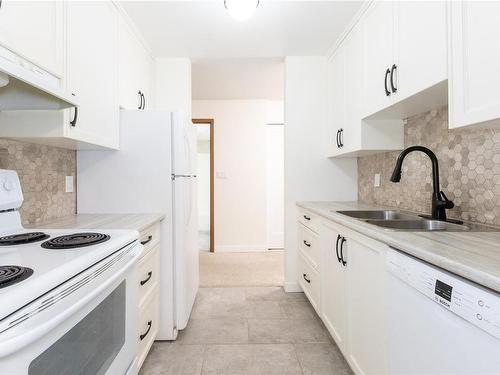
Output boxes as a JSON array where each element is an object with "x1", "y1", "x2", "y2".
[{"x1": 199, "y1": 250, "x2": 284, "y2": 287}]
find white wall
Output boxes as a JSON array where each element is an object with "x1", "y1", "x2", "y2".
[
  {"x1": 154, "y1": 57, "x2": 192, "y2": 119},
  {"x1": 192, "y1": 100, "x2": 283, "y2": 252},
  {"x1": 284, "y1": 56, "x2": 358, "y2": 292},
  {"x1": 197, "y1": 139, "x2": 210, "y2": 232}
]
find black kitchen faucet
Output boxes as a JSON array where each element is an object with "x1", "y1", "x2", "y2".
[{"x1": 390, "y1": 146, "x2": 454, "y2": 221}]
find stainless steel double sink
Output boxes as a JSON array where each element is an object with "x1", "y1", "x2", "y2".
[{"x1": 335, "y1": 210, "x2": 495, "y2": 232}]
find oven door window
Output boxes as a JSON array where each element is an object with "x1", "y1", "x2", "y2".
[{"x1": 28, "y1": 281, "x2": 126, "y2": 375}]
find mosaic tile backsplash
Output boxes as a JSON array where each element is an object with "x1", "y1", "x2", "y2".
[
  {"x1": 358, "y1": 106, "x2": 500, "y2": 225},
  {"x1": 0, "y1": 139, "x2": 76, "y2": 225}
]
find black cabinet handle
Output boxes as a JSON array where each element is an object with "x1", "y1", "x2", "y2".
[
  {"x1": 140, "y1": 271, "x2": 152, "y2": 286},
  {"x1": 339, "y1": 128, "x2": 344, "y2": 148},
  {"x1": 336, "y1": 129, "x2": 341, "y2": 148},
  {"x1": 384, "y1": 68, "x2": 391, "y2": 96},
  {"x1": 70, "y1": 107, "x2": 78, "y2": 127},
  {"x1": 390, "y1": 64, "x2": 397, "y2": 93},
  {"x1": 140, "y1": 320, "x2": 152, "y2": 340},
  {"x1": 303, "y1": 273, "x2": 311, "y2": 283},
  {"x1": 138, "y1": 91, "x2": 143, "y2": 109},
  {"x1": 303, "y1": 240, "x2": 311, "y2": 247},
  {"x1": 141, "y1": 235, "x2": 152, "y2": 245},
  {"x1": 340, "y1": 237, "x2": 347, "y2": 266},
  {"x1": 335, "y1": 234, "x2": 342, "y2": 263},
  {"x1": 141, "y1": 93, "x2": 146, "y2": 109},
  {"x1": 303, "y1": 215, "x2": 311, "y2": 221}
]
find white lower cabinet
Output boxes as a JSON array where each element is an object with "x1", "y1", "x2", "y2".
[
  {"x1": 299, "y1": 214, "x2": 388, "y2": 375},
  {"x1": 345, "y1": 236, "x2": 388, "y2": 375},
  {"x1": 320, "y1": 221, "x2": 347, "y2": 351},
  {"x1": 136, "y1": 222, "x2": 161, "y2": 371}
]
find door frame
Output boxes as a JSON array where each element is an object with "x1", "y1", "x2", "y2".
[{"x1": 192, "y1": 118, "x2": 215, "y2": 253}]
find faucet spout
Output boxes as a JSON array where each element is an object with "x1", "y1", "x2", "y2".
[{"x1": 390, "y1": 146, "x2": 453, "y2": 221}]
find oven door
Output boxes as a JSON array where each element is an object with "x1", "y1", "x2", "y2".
[{"x1": 0, "y1": 242, "x2": 142, "y2": 375}]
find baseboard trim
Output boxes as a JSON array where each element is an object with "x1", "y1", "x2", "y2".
[
  {"x1": 284, "y1": 281, "x2": 303, "y2": 293},
  {"x1": 215, "y1": 245, "x2": 268, "y2": 253}
]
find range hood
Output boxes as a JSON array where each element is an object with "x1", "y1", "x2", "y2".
[{"x1": 0, "y1": 55, "x2": 78, "y2": 111}]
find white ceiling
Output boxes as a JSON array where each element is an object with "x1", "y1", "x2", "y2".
[
  {"x1": 192, "y1": 58, "x2": 284, "y2": 99},
  {"x1": 121, "y1": 1, "x2": 362, "y2": 100},
  {"x1": 121, "y1": 1, "x2": 363, "y2": 59}
]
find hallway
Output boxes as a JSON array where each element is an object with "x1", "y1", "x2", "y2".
[{"x1": 199, "y1": 250, "x2": 284, "y2": 287}]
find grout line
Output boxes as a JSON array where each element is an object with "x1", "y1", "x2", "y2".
[{"x1": 292, "y1": 343, "x2": 306, "y2": 375}]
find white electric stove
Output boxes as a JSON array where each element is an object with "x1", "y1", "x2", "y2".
[{"x1": 0, "y1": 169, "x2": 143, "y2": 375}]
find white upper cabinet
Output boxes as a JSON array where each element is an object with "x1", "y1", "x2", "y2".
[
  {"x1": 361, "y1": 1, "x2": 447, "y2": 120},
  {"x1": 449, "y1": 1, "x2": 500, "y2": 129},
  {"x1": 394, "y1": 1, "x2": 447, "y2": 102},
  {"x1": 0, "y1": 1, "x2": 63, "y2": 77},
  {"x1": 327, "y1": 47, "x2": 345, "y2": 156},
  {"x1": 65, "y1": 1, "x2": 119, "y2": 149},
  {"x1": 118, "y1": 16, "x2": 153, "y2": 110},
  {"x1": 327, "y1": 19, "x2": 403, "y2": 158},
  {"x1": 361, "y1": 1, "x2": 395, "y2": 118}
]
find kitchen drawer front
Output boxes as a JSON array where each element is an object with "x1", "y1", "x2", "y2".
[
  {"x1": 298, "y1": 209, "x2": 321, "y2": 233},
  {"x1": 299, "y1": 224, "x2": 320, "y2": 270},
  {"x1": 139, "y1": 222, "x2": 160, "y2": 257},
  {"x1": 138, "y1": 244, "x2": 160, "y2": 307},
  {"x1": 137, "y1": 286, "x2": 160, "y2": 370},
  {"x1": 298, "y1": 253, "x2": 321, "y2": 314}
]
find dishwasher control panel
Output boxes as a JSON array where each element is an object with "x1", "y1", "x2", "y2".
[{"x1": 387, "y1": 249, "x2": 500, "y2": 340}]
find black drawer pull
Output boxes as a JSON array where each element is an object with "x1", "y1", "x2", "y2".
[
  {"x1": 303, "y1": 240, "x2": 311, "y2": 247},
  {"x1": 303, "y1": 273, "x2": 311, "y2": 283},
  {"x1": 140, "y1": 271, "x2": 152, "y2": 286},
  {"x1": 303, "y1": 215, "x2": 311, "y2": 221},
  {"x1": 140, "y1": 320, "x2": 152, "y2": 340},
  {"x1": 141, "y1": 235, "x2": 152, "y2": 245}
]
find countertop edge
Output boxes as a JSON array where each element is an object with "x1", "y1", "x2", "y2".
[
  {"x1": 27, "y1": 213, "x2": 166, "y2": 233},
  {"x1": 297, "y1": 201, "x2": 500, "y2": 294}
]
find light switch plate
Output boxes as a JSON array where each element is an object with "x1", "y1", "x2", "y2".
[
  {"x1": 374, "y1": 173, "x2": 381, "y2": 187},
  {"x1": 65, "y1": 176, "x2": 74, "y2": 193}
]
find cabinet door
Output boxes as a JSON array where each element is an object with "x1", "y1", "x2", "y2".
[
  {"x1": 327, "y1": 48, "x2": 345, "y2": 156},
  {"x1": 320, "y1": 223, "x2": 347, "y2": 351},
  {"x1": 449, "y1": 1, "x2": 500, "y2": 129},
  {"x1": 0, "y1": 1, "x2": 63, "y2": 76},
  {"x1": 346, "y1": 238, "x2": 387, "y2": 375},
  {"x1": 395, "y1": 1, "x2": 447, "y2": 102},
  {"x1": 66, "y1": 1, "x2": 119, "y2": 149},
  {"x1": 361, "y1": 1, "x2": 395, "y2": 117},
  {"x1": 343, "y1": 23, "x2": 363, "y2": 153},
  {"x1": 118, "y1": 16, "x2": 153, "y2": 110}
]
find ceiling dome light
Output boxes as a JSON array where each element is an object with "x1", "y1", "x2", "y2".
[{"x1": 224, "y1": 0, "x2": 259, "y2": 22}]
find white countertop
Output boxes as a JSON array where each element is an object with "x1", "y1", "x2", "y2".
[
  {"x1": 28, "y1": 213, "x2": 165, "y2": 233},
  {"x1": 298, "y1": 201, "x2": 500, "y2": 293}
]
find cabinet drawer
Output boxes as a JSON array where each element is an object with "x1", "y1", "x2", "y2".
[
  {"x1": 137, "y1": 286, "x2": 160, "y2": 370},
  {"x1": 139, "y1": 222, "x2": 160, "y2": 257},
  {"x1": 299, "y1": 224, "x2": 320, "y2": 270},
  {"x1": 298, "y1": 209, "x2": 321, "y2": 233},
  {"x1": 298, "y1": 254, "x2": 320, "y2": 314},
  {"x1": 138, "y1": 245, "x2": 160, "y2": 307}
]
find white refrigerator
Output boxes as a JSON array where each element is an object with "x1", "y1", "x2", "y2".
[{"x1": 77, "y1": 109, "x2": 199, "y2": 340}]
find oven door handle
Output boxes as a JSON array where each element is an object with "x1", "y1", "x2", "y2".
[{"x1": 0, "y1": 244, "x2": 143, "y2": 358}]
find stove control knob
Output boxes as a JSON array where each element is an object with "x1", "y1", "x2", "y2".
[{"x1": 3, "y1": 180, "x2": 14, "y2": 191}]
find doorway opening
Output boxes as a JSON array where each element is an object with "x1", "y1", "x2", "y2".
[{"x1": 193, "y1": 118, "x2": 214, "y2": 253}]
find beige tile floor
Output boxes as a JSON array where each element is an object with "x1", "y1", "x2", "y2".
[{"x1": 139, "y1": 287, "x2": 353, "y2": 375}]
